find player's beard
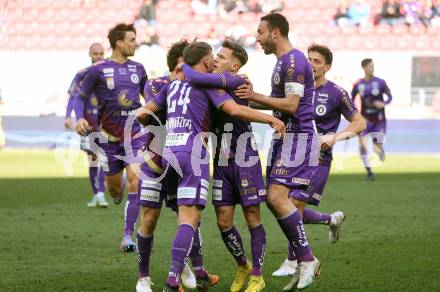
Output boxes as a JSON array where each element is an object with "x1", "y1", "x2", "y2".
[{"x1": 262, "y1": 39, "x2": 276, "y2": 55}]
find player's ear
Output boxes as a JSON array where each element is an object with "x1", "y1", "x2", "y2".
[{"x1": 325, "y1": 64, "x2": 332, "y2": 72}]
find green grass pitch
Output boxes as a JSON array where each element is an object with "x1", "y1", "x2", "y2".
[{"x1": 1, "y1": 150, "x2": 440, "y2": 291}]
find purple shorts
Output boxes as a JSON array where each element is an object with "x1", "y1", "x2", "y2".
[
  {"x1": 137, "y1": 154, "x2": 166, "y2": 207},
  {"x1": 289, "y1": 164, "x2": 330, "y2": 206},
  {"x1": 99, "y1": 133, "x2": 147, "y2": 176},
  {"x1": 267, "y1": 134, "x2": 319, "y2": 190},
  {"x1": 162, "y1": 151, "x2": 209, "y2": 208},
  {"x1": 212, "y1": 159, "x2": 266, "y2": 207},
  {"x1": 361, "y1": 119, "x2": 386, "y2": 137}
]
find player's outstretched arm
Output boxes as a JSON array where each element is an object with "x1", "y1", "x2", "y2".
[
  {"x1": 64, "y1": 95, "x2": 75, "y2": 130},
  {"x1": 73, "y1": 95, "x2": 89, "y2": 136},
  {"x1": 182, "y1": 64, "x2": 245, "y2": 90},
  {"x1": 235, "y1": 80, "x2": 300, "y2": 114},
  {"x1": 220, "y1": 100, "x2": 286, "y2": 137},
  {"x1": 320, "y1": 112, "x2": 366, "y2": 150},
  {"x1": 135, "y1": 101, "x2": 161, "y2": 126}
]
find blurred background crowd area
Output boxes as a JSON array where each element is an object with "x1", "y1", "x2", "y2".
[
  {"x1": 0, "y1": 0, "x2": 439, "y2": 120},
  {"x1": 0, "y1": 0, "x2": 439, "y2": 51}
]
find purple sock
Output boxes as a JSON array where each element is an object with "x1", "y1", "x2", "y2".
[
  {"x1": 249, "y1": 224, "x2": 266, "y2": 276},
  {"x1": 137, "y1": 232, "x2": 153, "y2": 278},
  {"x1": 167, "y1": 224, "x2": 195, "y2": 288},
  {"x1": 220, "y1": 225, "x2": 247, "y2": 266},
  {"x1": 189, "y1": 222, "x2": 208, "y2": 278},
  {"x1": 303, "y1": 208, "x2": 332, "y2": 225},
  {"x1": 287, "y1": 242, "x2": 297, "y2": 261},
  {"x1": 89, "y1": 167, "x2": 99, "y2": 194},
  {"x1": 123, "y1": 193, "x2": 140, "y2": 237},
  {"x1": 97, "y1": 166, "x2": 106, "y2": 193},
  {"x1": 277, "y1": 210, "x2": 314, "y2": 262}
]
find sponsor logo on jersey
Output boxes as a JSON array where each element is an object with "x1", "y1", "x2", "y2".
[
  {"x1": 241, "y1": 178, "x2": 249, "y2": 187},
  {"x1": 119, "y1": 68, "x2": 127, "y2": 75},
  {"x1": 103, "y1": 68, "x2": 114, "y2": 74}
]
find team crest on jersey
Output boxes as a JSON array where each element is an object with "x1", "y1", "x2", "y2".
[
  {"x1": 276, "y1": 159, "x2": 283, "y2": 167},
  {"x1": 241, "y1": 178, "x2": 249, "y2": 187},
  {"x1": 273, "y1": 73, "x2": 280, "y2": 85},
  {"x1": 316, "y1": 104, "x2": 327, "y2": 116},
  {"x1": 90, "y1": 96, "x2": 98, "y2": 106},
  {"x1": 297, "y1": 74, "x2": 304, "y2": 83},
  {"x1": 106, "y1": 77, "x2": 115, "y2": 89},
  {"x1": 131, "y1": 74, "x2": 139, "y2": 84},
  {"x1": 117, "y1": 90, "x2": 133, "y2": 107}
]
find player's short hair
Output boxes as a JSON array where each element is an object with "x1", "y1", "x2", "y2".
[
  {"x1": 89, "y1": 42, "x2": 103, "y2": 51},
  {"x1": 108, "y1": 23, "x2": 136, "y2": 50},
  {"x1": 308, "y1": 43, "x2": 333, "y2": 65},
  {"x1": 260, "y1": 13, "x2": 289, "y2": 37},
  {"x1": 167, "y1": 40, "x2": 190, "y2": 72},
  {"x1": 222, "y1": 39, "x2": 248, "y2": 66},
  {"x1": 183, "y1": 42, "x2": 212, "y2": 66},
  {"x1": 361, "y1": 58, "x2": 373, "y2": 68}
]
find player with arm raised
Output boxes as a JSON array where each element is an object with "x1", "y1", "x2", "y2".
[
  {"x1": 273, "y1": 44, "x2": 366, "y2": 289},
  {"x1": 135, "y1": 41, "x2": 284, "y2": 292},
  {"x1": 351, "y1": 58, "x2": 392, "y2": 180},
  {"x1": 135, "y1": 40, "x2": 219, "y2": 292},
  {"x1": 65, "y1": 43, "x2": 108, "y2": 208},
  {"x1": 180, "y1": 40, "x2": 267, "y2": 292},
  {"x1": 235, "y1": 13, "x2": 320, "y2": 290},
  {"x1": 73, "y1": 23, "x2": 148, "y2": 252}
]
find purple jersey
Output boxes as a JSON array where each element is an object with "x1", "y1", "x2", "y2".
[
  {"x1": 314, "y1": 80, "x2": 357, "y2": 165},
  {"x1": 351, "y1": 76, "x2": 392, "y2": 122},
  {"x1": 181, "y1": 64, "x2": 258, "y2": 159},
  {"x1": 152, "y1": 79, "x2": 232, "y2": 157},
  {"x1": 67, "y1": 67, "x2": 99, "y2": 130},
  {"x1": 270, "y1": 49, "x2": 316, "y2": 134},
  {"x1": 76, "y1": 59, "x2": 148, "y2": 140}
]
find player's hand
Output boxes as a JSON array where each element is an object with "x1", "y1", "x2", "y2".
[
  {"x1": 373, "y1": 100, "x2": 385, "y2": 109},
  {"x1": 320, "y1": 134, "x2": 337, "y2": 151},
  {"x1": 270, "y1": 117, "x2": 286, "y2": 138},
  {"x1": 64, "y1": 117, "x2": 74, "y2": 130},
  {"x1": 238, "y1": 73, "x2": 250, "y2": 83},
  {"x1": 234, "y1": 82, "x2": 254, "y2": 100},
  {"x1": 75, "y1": 118, "x2": 90, "y2": 136},
  {"x1": 135, "y1": 107, "x2": 149, "y2": 126}
]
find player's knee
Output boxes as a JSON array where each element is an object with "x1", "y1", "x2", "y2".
[
  {"x1": 244, "y1": 207, "x2": 261, "y2": 228},
  {"x1": 266, "y1": 193, "x2": 282, "y2": 210},
  {"x1": 141, "y1": 208, "x2": 160, "y2": 232},
  {"x1": 108, "y1": 185, "x2": 121, "y2": 197},
  {"x1": 216, "y1": 217, "x2": 233, "y2": 231}
]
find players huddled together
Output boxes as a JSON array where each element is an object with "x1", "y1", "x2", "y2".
[{"x1": 66, "y1": 12, "x2": 393, "y2": 292}]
